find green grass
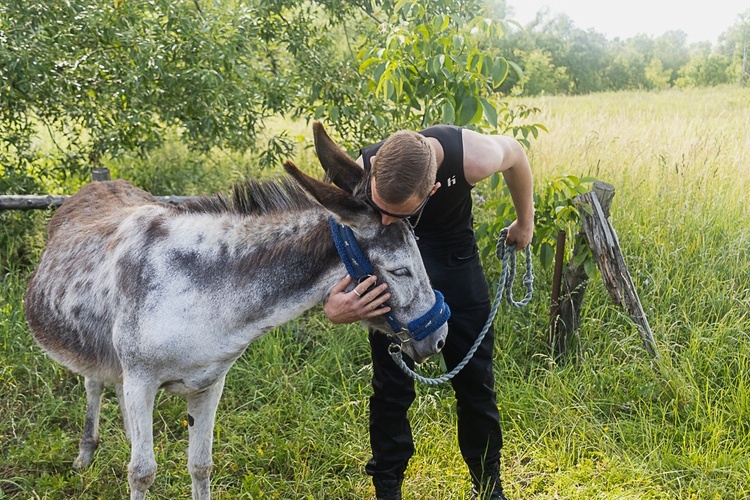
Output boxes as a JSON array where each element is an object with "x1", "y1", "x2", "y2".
[{"x1": 2, "y1": 86, "x2": 750, "y2": 498}]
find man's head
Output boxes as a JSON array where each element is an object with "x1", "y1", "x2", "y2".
[
  {"x1": 367, "y1": 131, "x2": 440, "y2": 225},
  {"x1": 371, "y1": 131, "x2": 437, "y2": 204}
]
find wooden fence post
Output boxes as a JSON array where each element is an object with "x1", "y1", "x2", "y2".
[
  {"x1": 549, "y1": 230, "x2": 567, "y2": 356},
  {"x1": 91, "y1": 168, "x2": 111, "y2": 181},
  {"x1": 551, "y1": 181, "x2": 660, "y2": 360}
]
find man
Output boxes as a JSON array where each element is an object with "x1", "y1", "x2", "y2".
[{"x1": 323, "y1": 125, "x2": 534, "y2": 500}]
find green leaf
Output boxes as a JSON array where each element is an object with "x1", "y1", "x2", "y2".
[
  {"x1": 394, "y1": 0, "x2": 411, "y2": 15},
  {"x1": 494, "y1": 202, "x2": 508, "y2": 216},
  {"x1": 490, "y1": 172, "x2": 500, "y2": 190},
  {"x1": 540, "y1": 241, "x2": 554, "y2": 269},
  {"x1": 383, "y1": 79, "x2": 394, "y2": 101},
  {"x1": 476, "y1": 222, "x2": 489, "y2": 239},
  {"x1": 432, "y1": 54, "x2": 445, "y2": 74},
  {"x1": 329, "y1": 105, "x2": 340, "y2": 121},
  {"x1": 480, "y1": 98, "x2": 498, "y2": 128},
  {"x1": 508, "y1": 60, "x2": 524, "y2": 82},
  {"x1": 457, "y1": 95, "x2": 479, "y2": 126},
  {"x1": 584, "y1": 256, "x2": 598, "y2": 277},
  {"x1": 481, "y1": 54, "x2": 493, "y2": 77},
  {"x1": 433, "y1": 15, "x2": 449, "y2": 33},
  {"x1": 453, "y1": 34, "x2": 465, "y2": 50},
  {"x1": 572, "y1": 249, "x2": 588, "y2": 267},
  {"x1": 359, "y1": 57, "x2": 381, "y2": 73},
  {"x1": 441, "y1": 100, "x2": 455, "y2": 123},
  {"x1": 492, "y1": 58, "x2": 509, "y2": 87},
  {"x1": 468, "y1": 51, "x2": 481, "y2": 72}
]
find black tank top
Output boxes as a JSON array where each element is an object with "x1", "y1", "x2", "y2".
[{"x1": 360, "y1": 125, "x2": 475, "y2": 253}]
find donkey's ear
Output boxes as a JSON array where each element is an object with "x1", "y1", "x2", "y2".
[
  {"x1": 313, "y1": 121, "x2": 364, "y2": 194},
  {"x1": 284, "y1": 161, "x2": 370, "y2": 226}
]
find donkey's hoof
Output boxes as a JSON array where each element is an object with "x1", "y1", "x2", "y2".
[{"x1": 72, "y1": 453, "x2": 93, "y2": 471}]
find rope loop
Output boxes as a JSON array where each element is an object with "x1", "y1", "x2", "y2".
[
  {"x1": 496, "y1": 229, "x2": 534, "y2": 308},
  {"x1": 390, "y1": 227, "x2": 534, "y2": 385}
]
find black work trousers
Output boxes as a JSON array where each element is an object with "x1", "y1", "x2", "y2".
[{"x1": 365, "y1": 240, "x2": 502, "y2": 481}]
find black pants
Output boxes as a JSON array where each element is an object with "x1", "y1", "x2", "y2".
[{"x1": 366, "y1": 241, "x2": 502, "y2": 481}]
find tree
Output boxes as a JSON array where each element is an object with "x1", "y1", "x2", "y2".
[
  {"x1": 645, "y1": 59, "x2": 671, "y2": 90},
  {"x1": 652, "y1": 31, "x2": 690, "y2": 84},
  {"x1": 307, "y1": 0, "x2": 542, "y2": 150},
  {"x1": 675, "y1": 48, "x2": 732, "y2": 88},
  {"x1": 1, "y1": 0, "x2": 542, "y2": 194},
  {"x1": 522, "y1": 13, "x2": 609, "y2": 94},
  {"x1": 605, "y1": 36, "x2": 651, "y2": 90},
  {"x1": 1, "y1": 0, "x2": 317, "y2": 191},
  {"x1": 514, "y1": 49, "x2": 571, "y2": 96},
  {"x1": 717, "y1": 10, "x2": 750, "y2": 85}
]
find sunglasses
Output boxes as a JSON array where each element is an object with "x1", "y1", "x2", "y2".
[{"x1": 364, "y1": 173, "x2": 433, "y2": 219}]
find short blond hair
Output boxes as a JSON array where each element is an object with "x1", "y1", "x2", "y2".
[{"x1": 372, "y1": 131, "x2": 436, "y2": 204}]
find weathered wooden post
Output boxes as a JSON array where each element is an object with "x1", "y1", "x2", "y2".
[
  {"x1": 551, "y1": 181, "x2": 660, "y2": 360},
  {"x1": 549, "y1": 230, "x2": 567, "y2": 355},
  {"x1": 91, "y1": 168, "x2": 111, "y2": 181}
]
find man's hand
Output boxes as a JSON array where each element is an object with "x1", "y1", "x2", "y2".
[
  {"x1": 505, "y1": 219, "x2": 534, "y2": 250},
  {"x1": 323, "y1": 275, "x2": 391, "y2": 324}
]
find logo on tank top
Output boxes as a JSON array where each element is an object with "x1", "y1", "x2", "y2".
[{"x1": 446, "y1": 175, "x2": 457, "y2": 187}]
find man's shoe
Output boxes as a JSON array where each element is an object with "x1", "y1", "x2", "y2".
[
  {"x1": 373, "y1": 477, "x2": 403, "y2": 500},
  {"x1": 471, "y1": 481, "x2": 508, "y2": 500},
  {"x1": 469, "y1": 461, "x2": 508, "y2": 500}
]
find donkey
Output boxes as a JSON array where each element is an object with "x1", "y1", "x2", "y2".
[{"x1": 24, "y1": 123, "x2": 448, "y2": 499}]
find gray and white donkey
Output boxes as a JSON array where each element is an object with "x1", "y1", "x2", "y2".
[{"x1": 24, "y1": 123, "x2": 448, "y2": 499}]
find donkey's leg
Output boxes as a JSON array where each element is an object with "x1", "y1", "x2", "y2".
[
  {"x1": 186, "y1": 375, "x2": 227, "y2": 500},
  {"x1": 72, "y1": 377, "x2": 104, "y2": 470},
  {"x1": 115, "y1": 382, "x2": 132, "y2": 441},
  {"x1": 121, "y1": 377, "x2": 159, "y2": 500}
]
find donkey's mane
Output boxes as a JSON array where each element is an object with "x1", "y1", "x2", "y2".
[{"x1": 177, "y1": 176, "x2": 317, "y2": 216}]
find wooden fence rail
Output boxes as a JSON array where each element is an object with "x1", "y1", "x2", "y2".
[
  {"x1": 0, "y1": 194, "x2": 196, "y2": 211},
  {"x1": 0, "y1": 168, "x2": 196, "y2": 211}
]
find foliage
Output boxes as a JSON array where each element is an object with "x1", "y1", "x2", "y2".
[
  {"x1": 675, "y1": 51, "x2": 733, "y2": 88},
  {"x1": 644, "y1": 59, "x2": 672, "y2": 90},
  {"x1": 1, "y1": 0, "x2": 548, "y2": 192},
  {"x1": 0, "y1": 0, "x2": 335, "y2": 192},
  {"x1": 499, "y1": 8, "x2": 750, "y2": 95},
  {"x1": 358, "y1": 1, "x2": 514, "y2": 129},
  {"x1": 511, "y1": 48, "x2": 572, "y2": 96},
  {"x1": 476, "y1": 174, "x2": 595, "y2": 270},
  {"x1": 305, "y1": 0, "x2": 547, "y2": 151}
]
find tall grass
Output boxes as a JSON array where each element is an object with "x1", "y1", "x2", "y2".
[{"x1": 1, "y1": 86, "x2": 749, "y2": 499}]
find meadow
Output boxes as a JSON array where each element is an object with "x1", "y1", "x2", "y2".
[{"x1": 1, "y1": 85, "x2": 749, "y2": 499}]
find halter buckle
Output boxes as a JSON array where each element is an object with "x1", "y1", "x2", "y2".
[{"x1": 392, "y1": 327, "x2": 412, "y2": 344}]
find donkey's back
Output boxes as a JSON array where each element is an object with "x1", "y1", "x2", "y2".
[{"x1": 25, "y1": 180, "x2": 169, "y2": 382}]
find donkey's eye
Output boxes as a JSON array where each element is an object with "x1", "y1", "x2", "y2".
[{"x1": 390, "y1": 267, "x2": 412, "y2": 277}]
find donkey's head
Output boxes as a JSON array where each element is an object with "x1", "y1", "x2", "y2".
[{"x1": 283, "y1": 122, "x2": 448, "y2": 363}]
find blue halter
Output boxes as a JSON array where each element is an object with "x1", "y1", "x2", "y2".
[{"x1": 328, "y1": 217, "x2": 450, "y2": 343}]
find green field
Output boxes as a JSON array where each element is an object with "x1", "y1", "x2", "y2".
[{"x1": 2, "y1": 85, "x2": 749, "y2": 498}]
